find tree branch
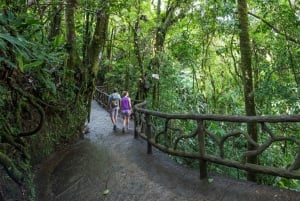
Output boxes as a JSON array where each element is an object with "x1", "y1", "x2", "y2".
[
  {"x1": 8, "y1": 79, "x2": 45, "y2": 137},
  {"x1": 248, "y1": 12, "x2": 300, "y2": 45}
]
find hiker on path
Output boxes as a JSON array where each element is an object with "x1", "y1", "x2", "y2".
[
  {"x1": 120, "y1": 91, "x2": 132, "y2": 133},
  {"x1": 108, "y1": 88, "x2": 121, "y2": 130}
]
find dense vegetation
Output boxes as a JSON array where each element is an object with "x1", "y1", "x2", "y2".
[{"x1": 0, "y1": 0, "x2": 299, "y2": 200}]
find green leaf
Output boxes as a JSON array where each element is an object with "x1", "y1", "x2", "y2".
[
  {"x1": 24, "y1": 60, "x2": 44, "y2": 69},
  {"x1": 16, "y1": 54, "x2": 24, "y2": 72},
  {"x1": 0, "y1": 38, "x2": 7, "y2": 50},
  {"x1": 0, "y1": 33, "x2": 31, "y2": 58},
  {"x1": 103, "y1": 189, "x2": 110, "y2": 195}
]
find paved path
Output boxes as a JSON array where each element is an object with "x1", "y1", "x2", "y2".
[{"x1": 35, "y1": 100, "x2": 300, "y2": 201}]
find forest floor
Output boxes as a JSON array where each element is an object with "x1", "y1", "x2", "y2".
[{"x1": 34, "y1": 100, "x2": 300, "y2": 201}]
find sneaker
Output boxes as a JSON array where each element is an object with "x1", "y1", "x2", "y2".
[
  {"x1": 122, "y1": 128, "x2": 125, "y2": 133},
  {"x1": 113, "y1": 125, "x2": 117, "y2": 130}
]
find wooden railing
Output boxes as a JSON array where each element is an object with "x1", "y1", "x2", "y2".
[
  {"x1": 133, "y1": 102, "x2": 300, "y2": 180},
  {"x1": 94, "y1": 87, "x2": 300, "y2": 180},
  {"x1": 94, "y1": 86, "x2": 143, "y2": 110},
  {"x1": 94, "y1": 86, "x2": 109, "y2": 107}
]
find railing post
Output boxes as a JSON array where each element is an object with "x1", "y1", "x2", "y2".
[
  {"x1": 198, "y1": 120, "x2": 207, "y2": 179},
  {"x1": 145, "y1": 113, "x2": 152, "y2": 154},
  {"x1": 134, "y1": 110, "x2": 138, "y2": 139}
]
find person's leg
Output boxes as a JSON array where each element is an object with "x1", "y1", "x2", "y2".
[
  {"x1": 122, "y1": 112, "x2": 126, "y2": 133},
  {"x1": 111, "y1": 108, "x2": 117, "y2": 130},
  {"x1": 125, "y1": 114, "x2": 130, "y2": 130},
  {"x1": 110, "y1": 109, "x2": 114, "y2": 124},
  {"x1": 128, "y1": 110, "x2": 132, "y2": 129},
  {"x1": 115, "y1": 108, "x2": 119, "y2": 123}
]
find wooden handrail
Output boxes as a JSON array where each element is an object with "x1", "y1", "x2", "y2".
[
  {"x1": 94, "y1": 86, "x2": 143, "y2": 109},
  {"x1": 133, "y1": 101, "x2": 300, "y2": 180},
  {"x1": 95, "y1": 87, "x2": 300, "y2": 180},
  {"x1": 94, "y1": 86, "x2": 109, "y2": 108}
]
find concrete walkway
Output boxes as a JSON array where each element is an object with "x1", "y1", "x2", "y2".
[{"x1": 35, "y1": 100, "x2": 300, "y2": 201}]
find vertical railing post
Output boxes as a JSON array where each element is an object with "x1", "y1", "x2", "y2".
[
  {"x1": 145, "y1": 113, "x2": 152, "y2": 154},
  {"x1": 134, "y1": 110, "x2": 138, "y2": 139},
  {"x1": 198, "y1": 120, "x2": 207, "y2": 179}
]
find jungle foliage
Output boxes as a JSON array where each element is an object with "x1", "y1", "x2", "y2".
[
  {"x1": 1, "y1": 0, "x2": 300, "y2": 200},
  {"x1": 96, "y1": 0, "x2": 300, "y2": 191}
]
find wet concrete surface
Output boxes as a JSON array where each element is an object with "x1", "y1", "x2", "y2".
[{"x1": 34, "y1": 100, "x2": 300, "y2": 201}]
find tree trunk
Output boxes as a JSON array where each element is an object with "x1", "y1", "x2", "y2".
[
  {"x1": 48, "y1": 5, "x2": 62, "y2": 41},
  {"x1": 237, "y1": 0, "x2": 258, "y2": 182},
  {"x1": 149, "y1": 1, "x2": 187, "y2": 108},
  {"x1": 82, "y1": 11, "x2": 93, "y2": 66},
  {"x1": 86, "y1": 9, "x2": 109, "y2": 121},
  {"x1": 64, "y1": 0, "x2": 77, "y2": 81},
  {"x1": 133, "y1": 13, "x2": 149, "y2": 101},
  {"x1": 89, "y1": 10, "x2": 109, "y2": 78},
  {"x1": 151, "y1": 3, "x2": 176, "y2": 107}
]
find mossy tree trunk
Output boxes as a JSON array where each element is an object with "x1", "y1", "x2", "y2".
[
  {"x1": 64, "y1": 0, "x2": 78, "y2": 81},
  {"x1": 48, "y1": 4, "x2": 62, "y2": 41},
  {"x1": 133, "y1": 12, "x2": 146, "y2": 101},
  {"x1": 151, "y1": 2, "x2": 179, "y2": 107},
  {"x1": 237, "y1": 0, "x2": 258, "y2": 182},
  {"x1": 149, "y1": 1, "x2": 188, "y2": 108},
  {"x1": 86, "y1": 9, "x2": 109, "y2": 121}
]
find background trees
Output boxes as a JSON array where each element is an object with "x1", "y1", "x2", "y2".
[
  {"x1": 100, "y1": 0, "x2": 300, "y2": 189},
  {"x1": 1, "y1": 0, "x2": 300, "y2": 199}
]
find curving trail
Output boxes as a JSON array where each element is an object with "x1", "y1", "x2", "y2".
[{"x1": 35, "y1": 100, "x2": 300, "y2": 201}]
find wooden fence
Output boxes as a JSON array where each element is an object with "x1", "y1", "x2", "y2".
[
  {"x1": 94, "y1": 86, "x2": 300, "y2": 180},
  {"x1": 94, "y1": 86, "x2": 109, "y2": 107}
]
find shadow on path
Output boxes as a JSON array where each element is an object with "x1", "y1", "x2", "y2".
[{"x1": 35, "y1": 101, "x2": 300, "y2": 201}]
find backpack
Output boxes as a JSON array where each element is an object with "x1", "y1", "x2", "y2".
[
  {"x1": 111, "y1": 100, "x2": 118, "y2": 108},
  {"x1": 110, "y1": 93, "x2": 119, "y2": 108}
]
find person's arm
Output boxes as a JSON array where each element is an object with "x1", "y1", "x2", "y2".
[
  {"x1": 120, "y1": 98, "x2": 122, "y2": 110},
  {"x1": 128, "y1": 98, "x2": 132, "y2": 110},
  {"x1": 118, "y1": 94, "x2": 121, "y2": 109},
  {"x1": 107, "y1": 95, "x2": 111, "y2": 110}
]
